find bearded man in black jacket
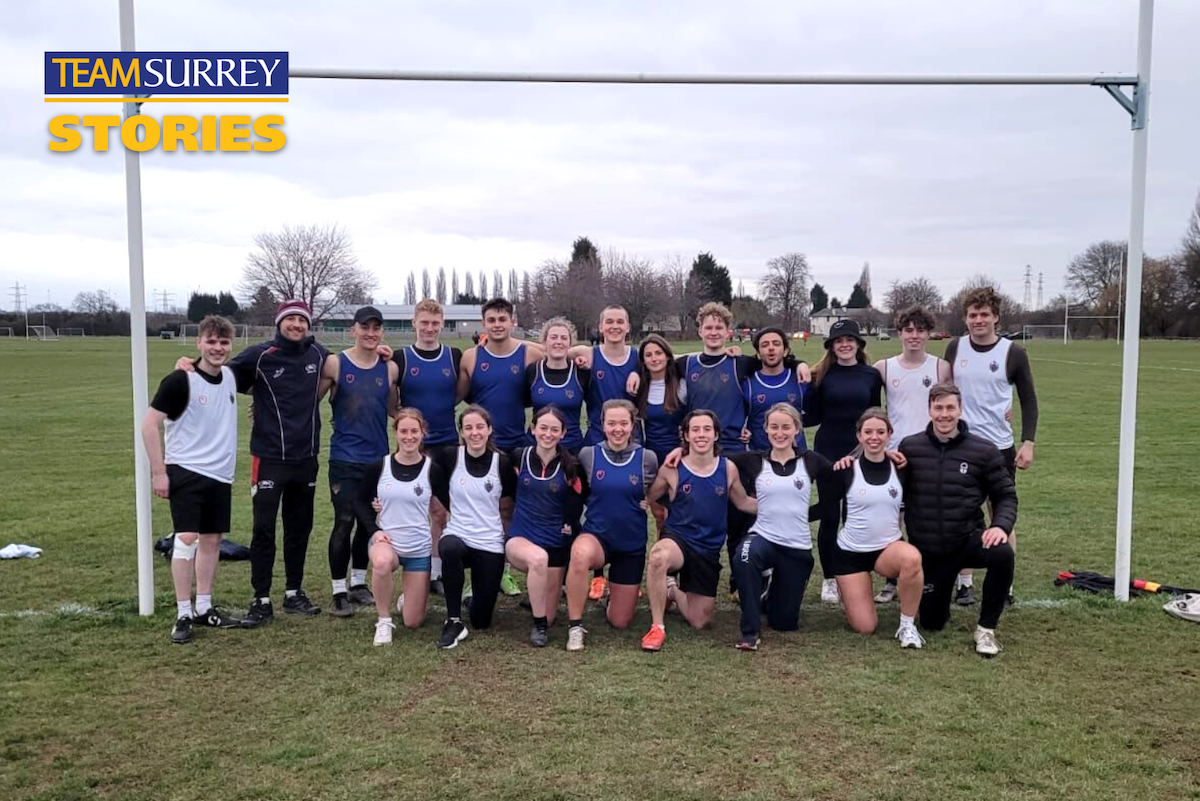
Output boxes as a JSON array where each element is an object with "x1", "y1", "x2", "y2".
[{"x1": 898, "y1": 382, "x2": 1016, "y2": 657}]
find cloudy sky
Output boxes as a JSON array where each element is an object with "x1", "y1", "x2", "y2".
[{"x1": 3, "y1": 1, "x2": 1198, "y2": 311}]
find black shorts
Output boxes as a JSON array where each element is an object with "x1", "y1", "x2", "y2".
[
  {"x1": 510, "y1": 536, "x2": 570, "y2": 568},
  {"x1": 661, "y1": 532, "x2": 722, "y2": 598},
  {"x1": 599, "y1": 542, "x2": 647, "y2": 586},
  {"x1": 167, "y1": 464, "x2": 232, "y2": 534},
  {"x1": 832, "y1": 543, "x2": 885, "y2": 576},
  {"x1": 328, "y1": 460, "x2": 374, "y2": 510},
  {"x1": 999, "y1": 447, "x2": 1017, "y2": 481}
]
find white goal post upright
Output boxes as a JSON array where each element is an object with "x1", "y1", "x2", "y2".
[{"x1": 119, "y1": 0, "x2": 1156, "y2": 613}]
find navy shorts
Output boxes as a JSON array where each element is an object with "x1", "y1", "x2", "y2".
[
  {"x1": 599, "y1": 542, "x2": 647, "y2": 586},
  {"x1": 509, "y1": 536, "x2": 569, "y2": 568},
  {"x1": 661, "y1": 532, "x2": 721, "y2": 597}
]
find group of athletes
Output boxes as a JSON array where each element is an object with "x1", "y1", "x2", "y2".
[{"x1": 143, "y1": 285, "x2": 1037, "y2": 657}]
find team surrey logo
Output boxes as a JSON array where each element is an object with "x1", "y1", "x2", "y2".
[
  {"x1": 989, "y1": 360, "x2": 1000, "y2": 373},
  {"x1": 888, "y1": 486, "x2": 899, "y2": 498},
  {"x1": 793, "y1": 478, "x2": 805, "y2": 491},
  {"x1": 46, "y1": 52, "x2": 288, "y2": 153},
  {"x1": 922, "y1": 376, "x2": 932, "y2": 387}
]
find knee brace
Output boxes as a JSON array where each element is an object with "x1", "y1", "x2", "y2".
[{"x1": 172, "y1": 534, "x2": 199, "y2": 561}]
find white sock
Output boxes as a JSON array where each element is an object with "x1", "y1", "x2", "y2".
[
  {"x1": 285, "y1": 589, "x2": 298, "y2": 599},
  {"x1": 177, "y1": 600, "x2": 193, "y2": 618},
  {"x1": 350, "y1": 569, "x2": 368, "y2": 587},
  {"x1": 332, "y1": 578, "x2": 348, "y2": 595},
  {"x1": 956, "y1": 574, "x2": 973, "y2": 589},
  {"x1": 258, "y1": 596, "x2": 271, "y2": 605},
  {"x1": 195, "y1": 594, "x2": 212, "y2": 615},
  {"x1": 378, "y1": 616, "x2": 393, "y2": 625},
  {"x1": 899, "y1": 614, "x2": 915, "y2": 629},
  {"x1": 976, "y1": 625, "x2": 994, "y2": 635},
  {"x1": 431, "y1": 556, "x2": 443, "y2": 581}
]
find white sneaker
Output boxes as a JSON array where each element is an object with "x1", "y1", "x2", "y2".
[
  {"x1": 974, "y1": 626, "x2": 1002, "y2": 657},
  {"x1": 395, "y1": 593, "x2": 405, "y2": 614},
  {"x1": 874, "y1": 582, "x2": 897, "y2": 604},
  {"x1": 896, "y1": 624, "x2": 925, "y2": 649},
  {"x1": 821, "y1": 578, "x2": 840, "y2": 604},
  {"x1": 1164, "y1": 593, "x2": 1200, "y2": 623},
  {"x1": 566, "y1": 625, "x2": 587, "y2": 652},
  {"x1": 373, "y1": 618, "x2": 396, "y2": 646}
]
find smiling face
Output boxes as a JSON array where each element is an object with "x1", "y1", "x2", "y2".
[
  {"x1": 965, "y1": 304, "x2": 999, "y2": 340},
  {"x1": 394, "y1": 415, "x2": 426, "y2": 456},
  {"x1": 765, "y1": 409, "x2": 799, "y2": 450},
  {"x1": 278, "y1": 313, "x2": 309, "y2": 342},
  {"x1": 857, "y1": 416, "x2": 891, "y2": 457},
  {"x1": 197, "y1": 333, "x2": 232, "y2": 369},
  {"x1": 414, "y1": 311, "x2": 443, "y2": 349},
  {"x1": 930, "y1": 393, "x2": 962, "y2": 438},
  {"x1": 642, "y1": 342, "x2": 668, "y2": 375},
  {"x1": 543, "y1": 324, "x2": 572, "y2": 360},
  {"x1": 459, "y1": 411, "x2": 492, "y2": 453},
  {"x1": 352, "y1": 320, "x2": 383, "y2": 351},
  {"x1": 683, "y1": 413, "x2": 717, "y2": 456},
  {"x1": 483, "y1": 309, "x2": 513, "y2": 343},
  {"x1": 756, "y1": 332, "x2": 786, "y2": 368},
  {"x1": 602, "y1": 407, "x2": 634, "y2": 449},
  {"x1": 600, "y1": 307, "x2": 630, "y2": 344},
  {"x1": 831, "y1": 335, "x2": 860, "y2": 363},
  {"x1": 699, "y1": 315, "x2": 729, "y2": 351},
  {"x1": 900, "y1": 323, "x2": 930, "y2": 355},
  {"x1": 532, "y1": 412, "x2": 565, "y2": 450}
]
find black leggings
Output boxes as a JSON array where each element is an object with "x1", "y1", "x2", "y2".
[
  {"x1": 250, "y1": 457, "x2": 318, "y2": 597},
  {"x1": 732, "y1": 534, "x2": 815, "y2": 636},
  {"x1": 813, "y1": 474, "x2": 840, "y2": 579},
  {"x1": 918, "y1": 532, "x2": 1015, "y2": 631},
  {"x1": 326, "y1": 462, "x2": 372, "y2": 582},
  {"x1": 439, "y1": 535, "x2": 505, "y2": 629}
]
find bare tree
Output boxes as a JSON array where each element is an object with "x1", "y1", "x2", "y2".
[
  {"x1": 435, "y1": 267, "x2": 447, "y2": 304},
  {"x1": 239, "y1": 224, "x2": 375, "y2": 321},
  {"x1": 451, "y1": 268, "x2": 460, "y2": 303},
  {"x1": 603, "y1": 249, "x2": 666, "y2": 335},
  {"x1": 463, "y1": 273, "x2": 475, "y2": 301},
  {"x1": 1067, "y1": 241, "x2": 1126, "y2": 307},
  {"x1": 72, "y1": 289, "x2": 120, "y2": 315},
  {"x1": 1182, "y1": 191, "x2": 1200, "y2": 306},
  {"x1": 478, "y1": 270, "x2": 488, "y2": 300},
  {"x1": 421, "y1": 268, "x2": 432, "y2": 300},
  {"x1": 1141, "y1": 256, "x2": 1186, "y2": 336},
  {"x1": 404, "y1": 273, "x2": 417, "y2": 305},
  {"x1": 509, "y1": 269, "x2": 520, "y2": 302},
  {"x1": 759, "y1": 253, "x2": 811, "y2": 333},
  {"x1": 945, "y1": 275, "x2": 1023, "y2": 335},
  {"x1": 493, "y1": 269, "x2": 505, "y2": 300},
  {"x1": 884, "y1": 277, "x2": 943, "y2": 316}
]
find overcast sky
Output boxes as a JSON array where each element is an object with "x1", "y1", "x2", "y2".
[{"x1": 3, "y1": 1, "x2": 1198, "y2": 312}]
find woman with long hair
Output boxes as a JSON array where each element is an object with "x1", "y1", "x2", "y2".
[
  {"x1": 634, "y1": 334, "x2": 687, "y2": 533},
  {"x1": 803, "y1": 319, "x2": 883, "y2": 603},
  {"x1": 505, "y1": 405, "x2": 585, "y2": 647},
  {"x1": 359, "y1": 409, "x2": 450, "y2": 645}
]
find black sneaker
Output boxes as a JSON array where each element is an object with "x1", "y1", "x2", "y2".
[
  {"x1": 518, "y1": 595, "x2": 532, "y2": 611},
  {"x1": 429, "y1": 579, "x2": 445, "y2": 597},
  {"x1": 954, "y1": 585, "x2": 977, "y2": 606},
  {"x1": 282, "y1": 590, "x2": 321, "y2": 616},
  {"x1": 348, "y1": 585, "x2": 374, "y2": 607},
  {"x1": 329, "y1": 593, "x2": 354, "y2": 617},
  {"x1": 195, "y1": 607, "x2": 244, "y2": 629},
  {"x1": 437, "y1": 618, "x2": 468, "y2": 650},
  {"x1": 530, "y1": 625, "x2": 549, "y2": 648},
  {"x1": 1006, "y1": 591, "x2": 1016, "y2": 609},
  {"x1": 171, "y1": 616, "x2": 194, "y2": 644},
  {"x1": 243, "y1": 599, "x2": 274, "y2": 628}
]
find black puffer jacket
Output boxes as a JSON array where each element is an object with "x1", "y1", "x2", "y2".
[{"x1": 898, "y1": 421, "x2": 1017, "y2": 555}]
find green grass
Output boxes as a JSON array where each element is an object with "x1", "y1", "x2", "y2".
[{"x1": 1, "y1": 336, "x2": 1199, "y2": 801}]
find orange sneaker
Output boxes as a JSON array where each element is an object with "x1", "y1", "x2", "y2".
[
  {"x1": 641, "y1": 623, "x2": 666, "y2": 652},
  {"x1": 588, "y1": 576, "x2": 607, "y2": 601}
]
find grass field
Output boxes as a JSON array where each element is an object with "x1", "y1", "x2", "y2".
[{"x1": 1, "y1": 336, "x2": 1199, "y2": 801}]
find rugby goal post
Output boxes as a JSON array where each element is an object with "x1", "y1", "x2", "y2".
[
  {"x1": 119, "y1": 0, "x2": 1158, "y2": 612},
  {"x1": 29, "y1": 325, "x2": 58, "y2": 341}
]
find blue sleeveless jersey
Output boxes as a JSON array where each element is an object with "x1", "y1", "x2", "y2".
[
  {"x1": 399, "y1": 345, "x2": 458, "y2": 447},
  {"x1": 583, "y1": 446, "x2": 647, "y2": 554},
  {"x1": 509, "y1": 448, "x2": 570, "y2": 550},
  {"x1": 667, "y1": 458, "x2": 729, "y2": 556},
  {"x1": 329, "y1": 353, "x2": 390, "y2": 464},
  {"x1": 470, "y1": 343, "x2": 527, "y2": 450},
  {"x1": 643, "y1": 399, "x2": 685, "y2": 464},
  {"x1": 742, "y1": 370, "x2": 808, "y2": 453},
  {"x1": 685, "y1": 355, "x2": 746, "y2": 452},
  {"x1": 585, "y1": 346, "x2": 639, "y2": 445},
  {"x1": 529, "y1": 362, "x2": 585, "y2": 453}
]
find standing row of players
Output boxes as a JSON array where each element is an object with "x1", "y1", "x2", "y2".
[{"x1": 144, "y1": 289, "x2": 1036, "y2": 655}]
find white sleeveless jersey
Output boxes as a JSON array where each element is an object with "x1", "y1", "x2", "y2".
[
  {"x1": 442, "y1": 447, "x2": 505, "y2": 553},
  {"x1": 375, "y1": 456, "x2": 433, "y2": 558},
  {"x1": 883, "y1": 354, "x2": 940, "y2": 449},
  {"x1": 750, "y1": 458, "x2": 813, "y2": 550},
  {"x1": 837, "y1": 460, "x2": 903, "y2": 553},
  {"x1": 164, "y1": 367, "x2": 238, "y2": 483},
  {"x1": 954, "y1": 336, "x2": 1014, "y2": 448}
]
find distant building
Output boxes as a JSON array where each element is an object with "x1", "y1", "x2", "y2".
[
  {"x1": 809, "y1": 306, "x2": 882, "y2": 336},
  {"x1": 322, "y1": 303, "x2": 483, "y2": 334}
]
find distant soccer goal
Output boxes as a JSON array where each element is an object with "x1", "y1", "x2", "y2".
[
  {"x1": 58, "y1": 328, "x2": 86, "y2": 338},
  {"x1": 29, "y1": 325, "x2": 58, "y2": 341},
  {"x1": 178, "y1": 323, "x2": 250, "y2": 343},
  {"x1": 0, "y1": 327, "x2": 14, "y2": 338},
  {"x1": 1021, "y1": 325, "x2": 1068, "y2": 342}
]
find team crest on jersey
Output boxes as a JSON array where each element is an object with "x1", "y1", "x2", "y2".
[
  {"x1": 305, "y1": 363, "x2": 318, "y2": 374},
  {"x1": 376, "y1": 377, "x2": 384, "y2": 387},
  {"x1": 720, "y1": 374, "x2": 729, "y2": 383},
  {"x1": 480, "y1": 362, "x2": 489, "y2": 372},
  {"x1": 629, "y1": 474, "x2": 639, "y2": 486},
  {"x1": 596, "y1": 370, "x2": 605, "y2": 380},
  {"x1": 410, "y1": 367, "x2": 419, "y2": 376},
  {"x1": 273, "y1": 367, "x2": 285, "y2": 378},
  {"x1": 523, "y1": 476, "x2": 531, "y2": 486},
  {"x1": 537, "y1": 387, "x2": 545, "y2": 395},
  {"x1": 888, "y1": 486, "x2": 899, "y2": 499},
  {"x1": 565, "y1": 390, "x2": 575, "y2": 399},
  {"x1": 414, "y1": 485, "x2": 424, "y2": 496},
  {"x1": 892, "y1": 379, "x2": 900, "y2": 388},
  {"x1": 485, "y1": 480, "x2": 495, "y2": 493},
  {"x1": 549, "y1": 482, "x2": 561, "y2": 494},
  {"x1": 198, "y1": 394, "x2": 208, "y2": 405},
  {"x1": 382, "y1": 481, "x2": 393, "y2": 491},
  {"x1": 510, "y1": 365, "x2": 520, "y2": 375},
  {"x1": 715, "y1": 485, "x2": 726, "y2": 496},
  {"x1": 680, "y1": 483, "x2": 692, "y2": 494},
  {"x1": 858, "y1": 488, "x2": 867, "y2": 496},
  {"x1": 595, "y1": 469, "x2": 605, "y2": 481},
  {"x1": 960, "y1": 360, "x2": 968, "y2": 369},
  {"x1": 989, "y1": 360, "x2": 999, "y2": 373},
  {"x1": 922, "y1": 376, "x2": 932, "y2": 387},
  {"x1": 458, "y1": 477, "x2": 466, "y2": 486},
  {"x1": 346, "y1": 373, "x2": 355, "y2": 383},
  {"x1": 787, "y1": 393, "x2": 797, "y2": 403},
  {"x1": 959, "y1": 462, "x2": 968, "y2": 474},
  {"x1": 228, "y1": 393, "x2": 235, "y2": 404},
  {"x1": 443, "y1": 368, "x2": 452, "y2": 378},
  {"x1": 793, "y1": 477, "x2": 805, "y2": 491},
  {"x1": 756, "y1": 394, "x2": 766, "y2": 404},
  {"x1": 690, "y1": 373, "x2": 700, "y2": 382}
]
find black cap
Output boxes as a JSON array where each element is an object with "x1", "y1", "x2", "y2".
[
  {"x1": 353, "y1": 305, "x2": 383, "y2": 325},
  {"x1": 824, "y1": 318, "x2": 866, "y2": 349},
  {"x1": 752, "y1": 326, "x2": 788, "y2": 351}
]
